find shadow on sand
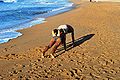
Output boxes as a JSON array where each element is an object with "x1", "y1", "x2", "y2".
[{"x1": 55, "y1": 34, "x2": 95, "y2": 58}]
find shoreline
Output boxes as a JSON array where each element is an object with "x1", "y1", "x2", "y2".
[{"x1": 0, "y1": 0, "x2": 120, "y2": 79}]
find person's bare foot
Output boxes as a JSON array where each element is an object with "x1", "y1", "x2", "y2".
[
  {"x1": 50, "y1": 54, "x2": 55, "y2": 58},
  {"x1": 41, "y1": 54, "x2": 44, "y2": 58},
  {"x1": 40, "y1": 49, "x2": 45, "y2": 58}
]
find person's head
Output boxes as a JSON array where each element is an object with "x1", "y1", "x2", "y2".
[
  {"x1": 52, "y1": 29, "x2": 60, "y2": 37},
  {"x1": 53, "y1": 29, "x2": 58, "y2": 36}
]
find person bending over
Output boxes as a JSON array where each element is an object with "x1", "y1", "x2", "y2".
[{"x1": 42, "y1": 24, "x2": 75, "y2": 58}]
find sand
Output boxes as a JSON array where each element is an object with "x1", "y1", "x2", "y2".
[{"x1": 0, "y1": 0, "x2": 120, "y2": 80}]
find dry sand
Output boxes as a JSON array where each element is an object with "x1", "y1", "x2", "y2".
[{"x1": 0, "y1": 0, "x2": 120, "y2": 80}]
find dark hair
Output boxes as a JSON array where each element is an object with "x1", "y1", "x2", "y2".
[
  {"x1": 53, "y1": 29, "x2": 58, "y2": 36},
  {"x1": 59, "y1": 29, "x2": 64, "y2": 33}
]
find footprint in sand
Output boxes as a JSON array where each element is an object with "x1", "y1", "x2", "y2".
[
  {"x1": 0, "y1": 75, "x2": 3, "y2": 79},
  {"x1": 0, "y1": 46, "x2": 45, "y2": 60},
  {"x1": 2, "y1": 45, "x2": 16, "y2": 53}
]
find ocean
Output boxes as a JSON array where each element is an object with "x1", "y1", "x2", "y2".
[{"x1": 0, "y1": 0, "x2": 74, "y2": 44}]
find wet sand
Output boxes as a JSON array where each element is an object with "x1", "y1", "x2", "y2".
[{"x1": 0, "y1": 0, "x2": 120, "y2": 80}]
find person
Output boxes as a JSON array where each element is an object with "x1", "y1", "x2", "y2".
[
  {"x1": 42, "y1": 24, "x2": 75, "y2": 58},
  {"x1": 57, "y1": 24, "x2": 75, "y2": 47}
]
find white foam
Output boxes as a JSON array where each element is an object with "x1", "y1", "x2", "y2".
[
  {"x1": 51, "y1": 3, "x2": 73, "y2": 12},
  {"x1": 0, "y1": 18, "x2": 45, "y2": 44},
  {"x1": 0, "y1": 31, "x2": 22, "y2": 44},
  {"x1": 2, "y1": 0, "x2": 17, "y2": 2}
]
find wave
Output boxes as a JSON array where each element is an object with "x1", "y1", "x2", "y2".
[
  {"x1": 0, "y1": 18, "x2": 45, "y2": 44},
  {"x1": 1, "y1": 0, "x2": 71, "y2": 3},
  {"x1": 1, "y1": 0, "x2": 17, "y2": 3},
  {"x1": 0, "y1": 31, "x2": 22, "y2": 44},
  {"x1": 0, "y1": 18, "x2": 45, "y2": 33}
]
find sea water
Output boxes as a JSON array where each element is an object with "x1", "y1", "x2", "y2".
[{"x1": 0, "y1": 0, "x2": 74, "y2": 44}]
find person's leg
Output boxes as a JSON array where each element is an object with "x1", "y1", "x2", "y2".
[
  {"x1": 63, "y1": 35, "x2": 66, "y2": 51},
  {"x1": 71, "y1": 31, "x2": 75, "y2": 47},
  {"x1": 66, "y1": 25, "x2": 75, "y2": 47},
  {"x1": 43, "y1": 38, "x2": 55, "y2": 56},
  {"x1": 51, "y1": 38, "x2": 61, "y2": 58}
]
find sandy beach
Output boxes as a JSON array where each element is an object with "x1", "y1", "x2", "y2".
[{"x1": 0, "y1": 0, "x2": 120, "y2": 79}]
